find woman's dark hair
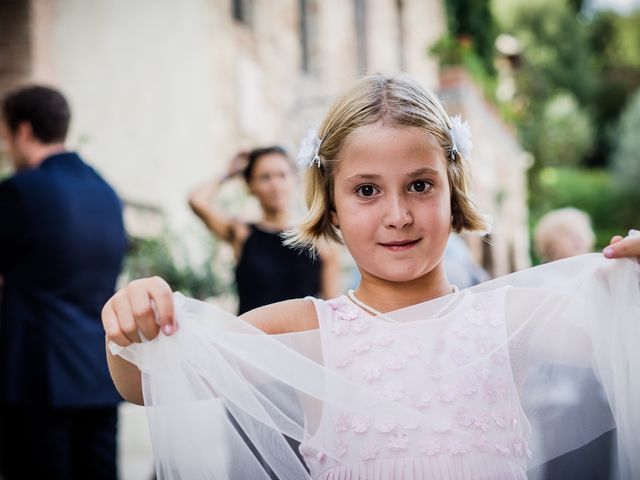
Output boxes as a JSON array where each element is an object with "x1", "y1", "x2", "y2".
[
  {"x1": 1, "y1": 85, "x2": 71, "y2": 143},
  {"x1": 242, "y1": 146, "x2": 290, "y2": 182}
]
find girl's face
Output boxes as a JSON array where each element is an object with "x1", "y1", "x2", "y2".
[
  {"x1": 248, "y1": 153, "x2": 295, "y2": 213},
  {"x1": 331, "y1": 123, "x2": 452, "y2": 285}
]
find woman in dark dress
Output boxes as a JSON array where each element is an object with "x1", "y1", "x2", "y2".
[
  {"x1": 189, "y1": 147, "x2": 339, "y2": 478},
  {"x1": 188, "y1": 146, "x2": 340, "y2": 312}
]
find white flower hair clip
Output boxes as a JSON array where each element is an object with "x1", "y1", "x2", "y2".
[
  {"x1": 297, "y1": 128, "x2": 323, "y2": 169},
  {"x1": 449, "y1": 115, "x2": 473, "y2": 160}
]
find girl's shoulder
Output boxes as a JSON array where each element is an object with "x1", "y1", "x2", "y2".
[{"x1": 240, "y1": 297, "x2": 319, "y2": 334}]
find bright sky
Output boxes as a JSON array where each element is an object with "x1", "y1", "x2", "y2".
[{"x1": 588, "y1": 0, "x2": 640, "y2": 13}]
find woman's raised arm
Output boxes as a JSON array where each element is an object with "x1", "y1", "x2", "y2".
[{"x1": 188, "y1": 152, "x2": 250, "y2": 251}]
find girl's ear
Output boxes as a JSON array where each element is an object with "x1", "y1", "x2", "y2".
[{"x1": 330, "y1": 210, "x2": 339, "y2": 228}]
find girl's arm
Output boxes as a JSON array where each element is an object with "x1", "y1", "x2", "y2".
[
  {"x1": 102, "y1": 277, "x2": 318, "y2": 405},
  {"x1": 103, "y1": 277, "x2": 174, "y2": 405}
]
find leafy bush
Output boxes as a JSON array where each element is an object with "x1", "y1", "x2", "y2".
[
  {"x1": 0, "y1": 154, "x2": 11, "y2": 180},
  {"x1": 530, "y1": 167, "x2": 640, "y2": 249},
  {"x1": 536, "y1": 93, "x2": 595, "y2": 168},
  {"x1": 429, "y1": 34, "x2": 501, "y2": 110},
  {"x1": 611, "y1": 88, "x2": 640, "y2": 191},
  {"x1": 442, "y1": 0, "x2": 497, "y2": 74},
  {"x1": 124, "y1": 232, "x2": 230, "y2": 301}
]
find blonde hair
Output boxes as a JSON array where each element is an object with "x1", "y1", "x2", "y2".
[
  {"x1": 286, "y1": 74, "x2": 489, "y2": 252},
  {"x1": 534, "y1": 207, "x2": 595, "y2": 262}
]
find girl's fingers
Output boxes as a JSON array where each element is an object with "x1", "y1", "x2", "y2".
[
  {"x1": 143, "y1": 276, "x2": 175, "y2": 335},
  {"x1": 608, "y1": 235, "x2": 624, "y2": 245},
  {"x1": 102, "y1": 301, "x2": 132, "y2": 347},
  {"x1": 127, "y1": 281, "x2": 160, "y2": 341},
  {"x1": 102, "y1": 276, "x2": 174, "y2": 347},
  {"x1": 111, "y1": 290, "x2": 142, "y2": 344},
  {"x1": 603, "y1": 235, "x2": 640, "y2": 260}
]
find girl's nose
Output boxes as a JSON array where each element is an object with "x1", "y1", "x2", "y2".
[{"x1": 384, "y1": 194, "x2": 412, "y2": 229}]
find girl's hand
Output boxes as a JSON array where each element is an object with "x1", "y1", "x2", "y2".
[
  {"x1": 603, "y1": 230, "x2": 640, "y2": 262},
  {"x1": 102, "y1": 276, "x2": 175, "y2": 347}
]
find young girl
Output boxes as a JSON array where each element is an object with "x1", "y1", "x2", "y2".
[{"x1": 104, "y1": 74, "x2": 640, "y2": 480}]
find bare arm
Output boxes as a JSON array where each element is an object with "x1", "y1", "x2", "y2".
[
  {"x1": 188, "y1": 176, "x2": 239, "y2": 244},
  {"x1": 241, "y1": 298, "x2": 318, "y2": 334},
  {"x1": 103, "y1": 277, "x2": 318, "y2": 405},
  {"x1": 188, "y1": 152, "x2": 250, "y2": 248},
  {"x1": 103, "y1": 277, "x2": 175, "y2": 405},
  {"x1": 105, "y1": 342, "x2": 145, "y2": 405},
  {"x1": 318, "y1": 245, "x2": 341, "y2": 299}
]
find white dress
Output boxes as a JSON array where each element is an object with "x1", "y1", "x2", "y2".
[
  {"x1": 300, "y1": 289, "x2": 529, "y2": 480},
  {"x1": 112, "y1": 254, "x2": 640, "y2": 480}
]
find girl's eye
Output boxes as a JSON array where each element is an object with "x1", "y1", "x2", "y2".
[
  {"x1": 409, "y1": 180, "x2": 432, "y2": 193},
  {"x1": 355, "y1": 184, "x2": 378, "y2": 197}
]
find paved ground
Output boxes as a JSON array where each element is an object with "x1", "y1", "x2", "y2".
[
  {"x1": 118, "y1": 400, "x2": 229, "y2": 479},
  {"x1": 119, "y1": 402, "x2": 154, "y2": 480}
]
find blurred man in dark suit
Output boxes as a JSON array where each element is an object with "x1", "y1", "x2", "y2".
[{"x1": 0, "y1": 85, "x2": 126, "y2": 479}]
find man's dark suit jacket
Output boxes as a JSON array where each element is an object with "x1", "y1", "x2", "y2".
[{"x1": 0, "y1": 151, "x2": 126, "y2": 407}]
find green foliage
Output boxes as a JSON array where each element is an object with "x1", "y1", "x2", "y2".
[
  {"x1": 0, "y1": 153, "x2": 10, "y2": 180},
  {"x1": 499, "y1": 0, "x2": 597, "y2": 175},
  {"x1": 124, "y1": 232, "x2": 229, "y2": 301},
  {"x1": 430, "y1": 34, "x2": 498, "y2": 102},
  {"x1": 506, "y1": 0, "x2": 595, "y2": 105},
  {"x1": 431, "y1": 1, "x2": 524, "y2": 124},
  {"x1": 588, "y1": 10, "x2": 640, "y2": 164},
  {"x1": 430, "y1": 34, "x2": 472, "y2": 67},
  {"x1": 530, "y1": 167, "x2": 640, "y2": 248},
  {"x1": 611, "y1": 88, "x2": 640, "y2": 191},
  {"x1": 591, "y1": 10, "x2": 640, "y2": 72},
  {"x1": 441, "y1": 0, "x2": 497, "y2": 73},
  {"x1": 535, "y1": 93, "x2": 595, "y2": 168},
  {"x1": 496, "y1": 0, "x2": 640, "y2": 170},
  {"x1": 439, "y1": 0, "x2": 640, "y2": 250}
]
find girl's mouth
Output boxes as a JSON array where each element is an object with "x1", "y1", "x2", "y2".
[{"x1": 379, "y1": 239, "x2": 421, "y2": 251}]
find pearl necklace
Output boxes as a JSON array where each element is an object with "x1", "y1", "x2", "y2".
[{"x1": 346, "y1": 286, "x2": 460, "y2": 324}]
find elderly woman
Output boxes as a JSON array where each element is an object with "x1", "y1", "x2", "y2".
[{"x1": 534, "y1": 207, "x2": 595, "y2": 262}]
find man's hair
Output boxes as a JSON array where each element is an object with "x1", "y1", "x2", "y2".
[{"x1": 1, "y1": 85, "x2": 71, "y2": 143}]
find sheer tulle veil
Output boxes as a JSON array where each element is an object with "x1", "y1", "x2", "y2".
[{"x1": 111, "y1": 254, "x2": 640, "y2": 480}]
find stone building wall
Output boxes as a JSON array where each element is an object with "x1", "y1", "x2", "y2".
[
  {"x1": 1, "y1": 0, "x2": 444, "y2": 223},
  {"x1": 0, "y1": 0, "x2": 31, "y2": 94},
  {"x1": 0, "y1": 0, "x2": 529, "y2": 274},
  {"x1": 440, "y1": 67, "x2": 531, "y2": 275},
  {"x1": 0, "y1": 0, "x2": 31, "y2": 172}
]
